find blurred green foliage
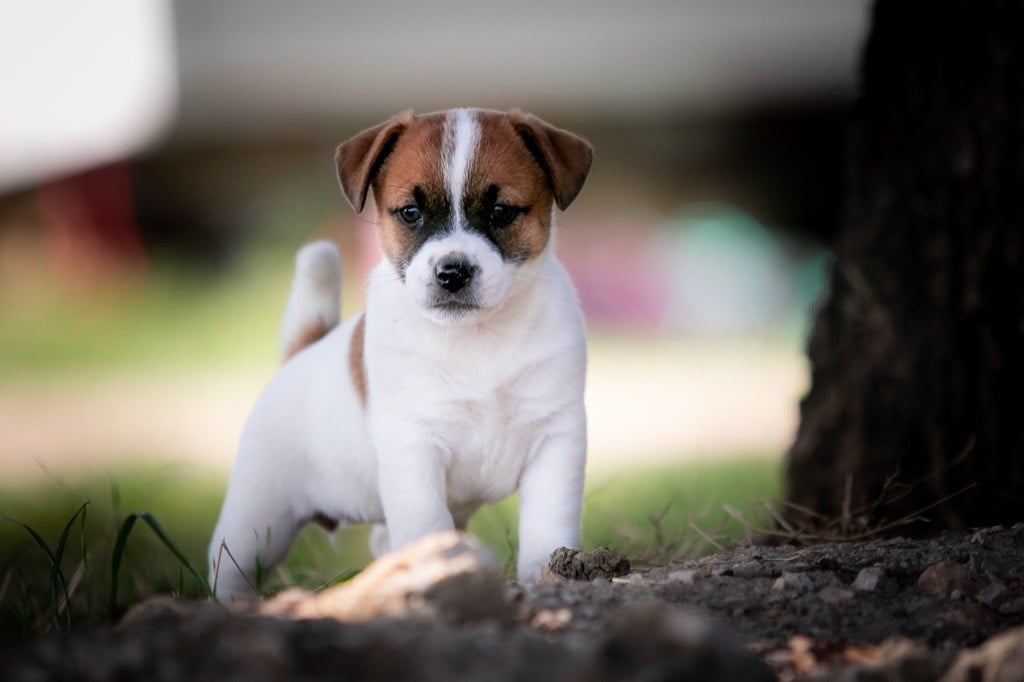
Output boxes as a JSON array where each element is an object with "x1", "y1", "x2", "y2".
[{"x1": 0, "y1": 244, "x2": 303, "y2": 373}]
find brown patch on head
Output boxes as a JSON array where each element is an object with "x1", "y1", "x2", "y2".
[
  {"x1": 348, "y1": 313, "x2": 368, "y2": 406},
  {"x1": 283, "y1": 317, "x2": 334, "y2": 362},
  {"x1": 371, "y1": 114, "x2": 449, "y2": 273},
  {"x1": 465, "y1": 112, "x2": 557, "y2": 262},
  {"x1": 337, "y1": 111, "x2": 451, "y2": 275},
  {"x1": 464, "y1": 110, "x2": 593, "y2": 263}
]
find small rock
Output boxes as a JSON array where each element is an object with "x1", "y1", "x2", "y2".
[
  {"x1": 853, "y1": 567, "x2": 885, "y2": 592},
  {"x1": 772, "y1": 571, "x2": 815, "y2": 595},
  {"x1": 998, "y1": 598, "x2": 1024, "y2": 615},
  {"x1": 819, "y1": 586, "x2": 855, "y2": 604},
  {"x1": 917, "y1": 561, "x2": 973, "y2": 599},
  {"x1": 262, "y1": 531, "x2": 507, "y2": 624},
  {"x1": 976, "y1": 583, "x2": 1008, "y2": 608},
  {"x1": 940, "y1": 603, "x2": 995, "y2": 630},
  {"x1": 531, "y1": 608, "x2": 573, "y2": 630},
  {"x1": 668, "y1": 569, "x2": 701, "y2": 585},
  {"x1": 547, "y1": 546, "x2": 630, "y2": 581},
  {"x1": 970, "y1": 525, "x2": 1005, "y2": 546}
]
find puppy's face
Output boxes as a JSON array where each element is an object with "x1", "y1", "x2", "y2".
[{"x1": 337, "y1": 109, "x2": 592, "y2": 324}]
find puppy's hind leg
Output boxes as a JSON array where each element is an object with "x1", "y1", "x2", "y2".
[{"x1": 208, "y1": 457, "x2": 302, "y2": 601}]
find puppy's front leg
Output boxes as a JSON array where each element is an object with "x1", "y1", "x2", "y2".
[
  {"x1": 377, "y1": 440, "x2": 454, "y2": 551},
  {"x1": 517, "y1": 408, "x2": 587, "y2": 582}
]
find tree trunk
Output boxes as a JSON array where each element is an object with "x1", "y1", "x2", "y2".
[{"x1": 786, "y1": 0, "x2": 1024, "y2": 533}]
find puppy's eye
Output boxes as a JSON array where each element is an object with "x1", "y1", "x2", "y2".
[
  {"x1": 489, "y1": 203, "x2": 517, "y2": 228},
  {"x1": 396, "y1": 205, "x2": 422, "y2": 227}
]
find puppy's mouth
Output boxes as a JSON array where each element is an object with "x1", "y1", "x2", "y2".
[
  {"x1": 430, "y1": 295, "x2": 480, "y2": 313},
  {"x1": 435, "y1": 300, "x2": 479, "y2": 312},
  {"x1": 424, "y1": 290, "x2": 483, "y2": 320}
]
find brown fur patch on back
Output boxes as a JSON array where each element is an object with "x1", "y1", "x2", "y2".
[
  {"x1": 349, "y1": 313, "x2": 368, "y2": 406},
  {"x1": 468, "y1": 112, "x2": 555, "y2": 262},
  {"x1": 283, "y1": 317, "x2": 334, "y2": 361}
]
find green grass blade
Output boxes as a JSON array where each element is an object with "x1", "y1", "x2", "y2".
[
  {"x1": 78, "y1": 502, "x2": 91, "y2": 622},
  {"x1": 108, "y1": 514, "x2": 138, "y2": 617},
  {"x1": 0, "y1": 516, "x2": 57, "y2": 565},
  {"x1": 315, "y1": 568, "x2": 360, "y2": 591},
  {"x1": 50, "y1": 503, "x2": 89, "y2": 630},
  {"x1": 0, "y1": 514, "x2": 71, "y2": 631},
  {"x1": 109, "y1": 512, "x2": 211, "y2": 618}
]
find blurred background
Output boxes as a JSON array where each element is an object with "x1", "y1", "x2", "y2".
[{"x1": 0, "y1": 0, "x2": 871, "y2": 622}]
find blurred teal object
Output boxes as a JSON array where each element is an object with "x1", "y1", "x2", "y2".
[{"x1": 656, "y1": 203, "x2": 800, "y2": 336}]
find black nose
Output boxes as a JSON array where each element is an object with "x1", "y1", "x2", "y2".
[{"x1": 435, "y1": 258, "x2": 475, "y2": 293}]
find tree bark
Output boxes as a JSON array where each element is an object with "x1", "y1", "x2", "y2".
[{"x1": 786, "y1": 0, "x2": 1024, "y2": 532}]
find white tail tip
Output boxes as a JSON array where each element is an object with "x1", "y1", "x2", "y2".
[{"x1": 280, "y1": 240, "x2": 342, "y2": 360}]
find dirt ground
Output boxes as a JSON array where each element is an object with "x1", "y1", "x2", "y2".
[{"x1": 4, "y1": 525, "x2": 1024, "y2": 681}]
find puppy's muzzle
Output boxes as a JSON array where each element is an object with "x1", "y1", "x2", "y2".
[{"x1": 435, "y1": 256, "x2": 477, "y2": 293}]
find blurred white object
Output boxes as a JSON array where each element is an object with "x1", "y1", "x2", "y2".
[{"x1": 0, "y1": 1, "x2": 177, "y2": 191}]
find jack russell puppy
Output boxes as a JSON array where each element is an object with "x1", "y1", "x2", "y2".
[{"x1": 208, "y1": 108, "x2": 593, "y2": 599}]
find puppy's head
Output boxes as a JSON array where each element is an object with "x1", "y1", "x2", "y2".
[{"x1": 336, "y1": 109, "x2": 592, "y2": 325}]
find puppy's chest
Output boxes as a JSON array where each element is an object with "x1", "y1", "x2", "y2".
[{"x1": 434, "y1": 381, "x2": 550, "y2": 504}]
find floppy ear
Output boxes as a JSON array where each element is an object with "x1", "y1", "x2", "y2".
[
  {"x1": 335, "y1": 110, "x2": 415, "y2": 213},
  {"x1": 509, "y1": 110, "x2": 593, "y2": 210}
]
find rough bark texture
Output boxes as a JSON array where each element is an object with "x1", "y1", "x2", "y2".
[{"x1": 787, "y1": 0, "x2": 1024, "y2": 530}]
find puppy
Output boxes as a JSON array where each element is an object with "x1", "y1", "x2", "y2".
[{"x1": 208, "y1": 108, "x2": 593, "y2": 599}]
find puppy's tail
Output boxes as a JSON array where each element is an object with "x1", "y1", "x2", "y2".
[{"x1": 280, "y1": 240, "x2": 342, "y2": 361}]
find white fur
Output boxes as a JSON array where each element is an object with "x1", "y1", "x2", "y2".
[
  {"x1": 209, "y1": 117, "x2": 587, "y2": 600},
  {"x1": 278, "y1": 240, "x2": 341, "y2": 358},
  {"x1": 403, "y1": 227, "x2": 516, "y2": 325},
  {"x1": 444, "y1": 108, "x2": 480, "y2": 228}
]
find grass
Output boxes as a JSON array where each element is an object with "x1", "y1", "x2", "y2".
[
  {"x1": 0, "y1": 250, "x2": 293, "y2": 374},
  {"x1": 0, "y1": 457, "x2": 780, "y2": 640}
]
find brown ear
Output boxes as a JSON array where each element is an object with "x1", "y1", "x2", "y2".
[
  {"x1": 509, "y1": 110, "x2": 593, "y2": 211},
  {"x1": 335, "y1": 110, "x2": 415, "y2": 212}
]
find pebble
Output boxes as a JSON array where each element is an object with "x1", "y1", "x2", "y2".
[
  {"x1": 772, "y1": 572, "x2": 815, "y2": 595},
  {"x1": 530, "y1": 608, "x2": 572, "y2": 630},
  {"x1": 853, "y1": 567, "x2": 885, "y2": 592},
  {"x1": 917, "y1": 561, "x2": 972, "y2": 599},
  {"x1": 976, "y1": 583, "x2": 1008, "y2": 608},
  {"x1": 668, "y1": 569, "x2": 701, "y2": 585}
]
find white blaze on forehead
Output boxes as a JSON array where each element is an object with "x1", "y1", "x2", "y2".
[{"x1": 443, "y1": 109, "x2": 481, "y2": 228}]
